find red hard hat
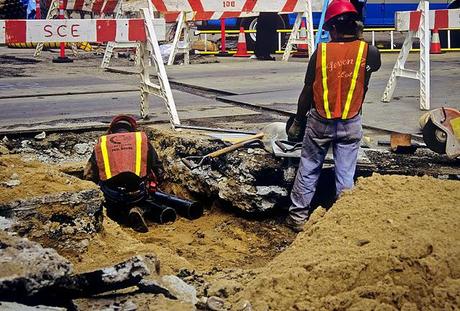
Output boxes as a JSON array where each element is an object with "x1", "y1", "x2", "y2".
[
  {"x1": 108, "y1": 115, "x2": 138, "y2": 134},
  {"x1": 325, "y1": 0, "x2": 358, "y2": 29}
]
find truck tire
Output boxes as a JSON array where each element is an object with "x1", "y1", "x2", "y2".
[
  {"x1": 240, "y1": 16, "x2": 287, "y2": 51},
  {"x1": 0, "y1": 0, "x2": 26, "y2": 19}
]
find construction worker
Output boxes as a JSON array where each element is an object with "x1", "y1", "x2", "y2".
[
  {"x1": 84, "y1": 115, "x2": 163, "y2": 233},
  {"x1": 285, "y1": 0, "x2": 381, "y2": 232},
  {"x1": 254, "y1": 13, "x2": 278, "y2": 61}
]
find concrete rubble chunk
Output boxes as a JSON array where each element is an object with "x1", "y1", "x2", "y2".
[
  {"x1": 0, "y1": 302, "x2": 66, "y2": 311},
  {"x1": 34, "y1": 132, "x2": 46, "y2": 141},
  {"x1": 0, "y1": 189, "x2": 103, "y2": 255},
  {"x1": 3, "y1": 179, "x2": 20, "y2": 188},
  {"x1": 0, "y1": 230, "x2": 73, "y2": 301},
  {"x1": 73, "y1": 143, "x2": 89, "y2": 155},
  {"x1": 151, "y1": 129, "x2": 289, "y2": 213},
  {"x1": 0, "y1": 144, "x2": 9, "y2": 155},
  {"x1": 207, "y1": 296, "x2": 226, "y2": 311},
  {"x1": 0, "y1": 216, "x2": 15, "y2": 230},
  {"x1": 161, "y1": 275, "x2": 198, "y2": 305},
  {"x1": 137, "y1": 279, "x2": 176, "y2": 299}
]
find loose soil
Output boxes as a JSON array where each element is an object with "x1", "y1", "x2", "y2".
[
  {"x1": 72, "y1": 204, "x2": 295, "y2": 275},
  {"x1": 231, "y1": 174, "x2": 460, "y2": 310},
  {"x1": 72, "y1": 173, "x2": 460, "y2": 310},
  {"x1": 0, "y1": 155, "x2": 96, "y2": 203},
  {"x1": 1, "y1": 136, "x2": 459, "y2": 310}
]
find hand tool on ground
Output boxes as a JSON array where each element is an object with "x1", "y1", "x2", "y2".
[
  {"x1": 389, "y1": 132, "x2": 418, "y2": 154},
  {"x1": 274, "y1": 140, "x2": 303, "y2": 153},
  {"x1": 260, "y1": 122, "x2": 288, "y2": 153},
  {"x1": 420, "y1": 107, "x2": 460, "y2": 158},
  {"x1": 207, "y1": 123, "x2": 288, "y2": 154},
  {"x1": 182, "y1": 133, "x2": 264, "y2": 170}
]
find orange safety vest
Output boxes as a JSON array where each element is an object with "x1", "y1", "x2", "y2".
[
  {"x1": 313, "y1": 40, "x2": 368, "y2": 120},
  {"x1": 94, "y1": 132, "x2": 148, "y2": 181}
]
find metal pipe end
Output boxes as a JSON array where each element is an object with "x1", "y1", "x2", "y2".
[
  {"x1": 159, "y1": 207, "x2": 177, "y2": 224},
  {"x1": 186, "y1": 202, "x2": 204, "y2": 220}
]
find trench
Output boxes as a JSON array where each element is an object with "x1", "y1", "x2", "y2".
[{"x1": 1, "y1": 127, "x2": 459, "y2": 310}]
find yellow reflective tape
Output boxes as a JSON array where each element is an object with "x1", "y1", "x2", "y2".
[
  {"x1": 135, "y1": 132, "x2": 142, "y2": 176},
  {"x1": 100, "y1": 135, "x2": 112, "y2": 179},
  {"x1": 342, "y1": 41, "x2": 366, "y2": 120},
  {"x1": 450, "y1": 117, "x2": 460, "y2": 140},
  {"x1": 321, "y1": 44, "x2": 331, "y2": 119}
]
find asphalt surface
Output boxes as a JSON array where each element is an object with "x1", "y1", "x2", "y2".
[{"x1": 1, "y1": 47, "x2": 459, "y2": 134}]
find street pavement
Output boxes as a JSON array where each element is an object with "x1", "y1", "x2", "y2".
[
  {"x1": 0, "y1": 46, "x2": 459, "y2": 134},
  {"x1": 166, "y1": 53, "x2": 460, "y2": 133}
]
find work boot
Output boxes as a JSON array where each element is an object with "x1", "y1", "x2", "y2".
[
  {"x1": 285, "y1": 215, "x2": 306, "y2": 233},
  {"x1": 128, "y1": 207, "x2": 149, "y2": 233}
]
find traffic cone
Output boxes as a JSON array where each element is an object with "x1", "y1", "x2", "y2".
[
  {"x1": 430, "y1": 28, "x2": 442, "y2": 54},
  {"x1": 233, "y1": 27, "x2": 251, "y2": 57},
  {"x1": 293, "y1": 19, "x2": 308, "y2": 58}
]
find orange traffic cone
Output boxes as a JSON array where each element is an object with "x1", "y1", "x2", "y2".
[
  {"x1": 234, "y1": 27, "x2": 251, "y2": 57},
  {"x1": 430, "y1": 28, "x2": 442, "y2": 54},
  {"x1": 293, "y1": 19, "x2": 308, "y2": 58}
]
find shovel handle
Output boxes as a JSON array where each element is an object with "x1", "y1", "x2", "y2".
[
  {"x1": 207, "y1": 135, "x2": 263, "y2": 158},
  {"x1": 230, "y1": 132, "x2": 264, "y2": 144}
]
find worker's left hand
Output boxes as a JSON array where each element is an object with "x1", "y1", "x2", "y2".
[{"x1": 288, "y1": 118, "x2": 303, "y2": 142}]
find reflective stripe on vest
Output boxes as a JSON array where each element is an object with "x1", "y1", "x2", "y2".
[
  {"x1": 100, "y1": 135, "x2": 112, "y2": 179},
  {"x1": 342, "y1": 41, "x2": 366, "y2": 120},
  {"x1": 135, "y1": 132, "x2": 142, "y2": 176},
  {"x1": 321, "y1": 43, "x2": 331, "y2": 119}
]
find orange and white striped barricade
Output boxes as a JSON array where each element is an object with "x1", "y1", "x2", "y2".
[
  {"x1": 0, "y1": 11, "x2": 180, "y2": 127},
  {"x1": 34, "y1": 0, "x2": 123, "y2": 58},
  {"x1": 148, "y1": 0, "x2": 316, "y2": 64},
  {"x1": 382, "y1": 1, "x2": 460, "y2": 111},
  {"x1": 282, "y1": 0, "x2": 315, "y2": 62},
  {"x1": 101, "y1": 0, "x2": 142, "y2": 69}
]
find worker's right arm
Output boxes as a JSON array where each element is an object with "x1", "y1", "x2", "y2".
[
  {"x1": 363, "y1": 45, "x2": 381, "y2": 97},
  {"x1": 83, "y1": 151, "x2": 100, "y2": 183}
]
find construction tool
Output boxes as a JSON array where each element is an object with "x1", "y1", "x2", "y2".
[
  {"x1": 274, "y1": 140, "x2": 303, "y2": 153},
  {"x1": 206, "y1": 122, "x2": 287, "y2": 154},
  {"x1": 420, "y1": 107, "x2": 460, "y2": 158},
  {"x1": 182, "y1": 133, "x2": 264, "y2": 170},
  {"x1": 260, "y1": 122, "x2": 288, "y2": 153},
  {"x1": 389, "y1": 132, "x2": 417, "y2": 154}
]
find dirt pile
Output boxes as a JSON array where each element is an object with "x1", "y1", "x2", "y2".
[
  {"x1": 0, "y1": 155, "x2": 96, "y2": 202},
  {"x1": 231, "y1": 174, "x2": 460, "y2": 310}
]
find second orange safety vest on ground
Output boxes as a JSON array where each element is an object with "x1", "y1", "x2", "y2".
[
  {"x1": 313, "y1": 40, "x2": 368, "y2": 120},
  {"x1": 94, "y1": 132, "x2": 148, "y2": 181}
]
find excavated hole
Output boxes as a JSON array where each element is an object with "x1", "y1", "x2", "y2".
[{"x1": 2, "y1": 128, "x2": 459, "y2": 302}]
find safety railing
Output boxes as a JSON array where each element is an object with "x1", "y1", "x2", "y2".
[{"x1": 193, "y1": 27, "x2": 460, "y2": 54}]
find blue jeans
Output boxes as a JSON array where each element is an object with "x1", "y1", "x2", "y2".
[{"x1": 289, "y1": 110, "x2": 363, "y2": 222}]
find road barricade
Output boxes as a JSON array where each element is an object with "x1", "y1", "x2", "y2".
[
  {"x1": 0, "y1": 10, "x2": 180, "y2": 127},
  {"x1": 148, "y1": 0, "x2": 315, "y2": 64},
  {"x1": 382, "y1": 1, "x2": 460, "y2": 111}
]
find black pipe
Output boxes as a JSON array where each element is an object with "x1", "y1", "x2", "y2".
[
  {"x1": 151, "y1": 191, "x2": 203, "y2": 220},
  {"x1": 142, "y1": 200, "x2": 177, "y2": 224}
]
